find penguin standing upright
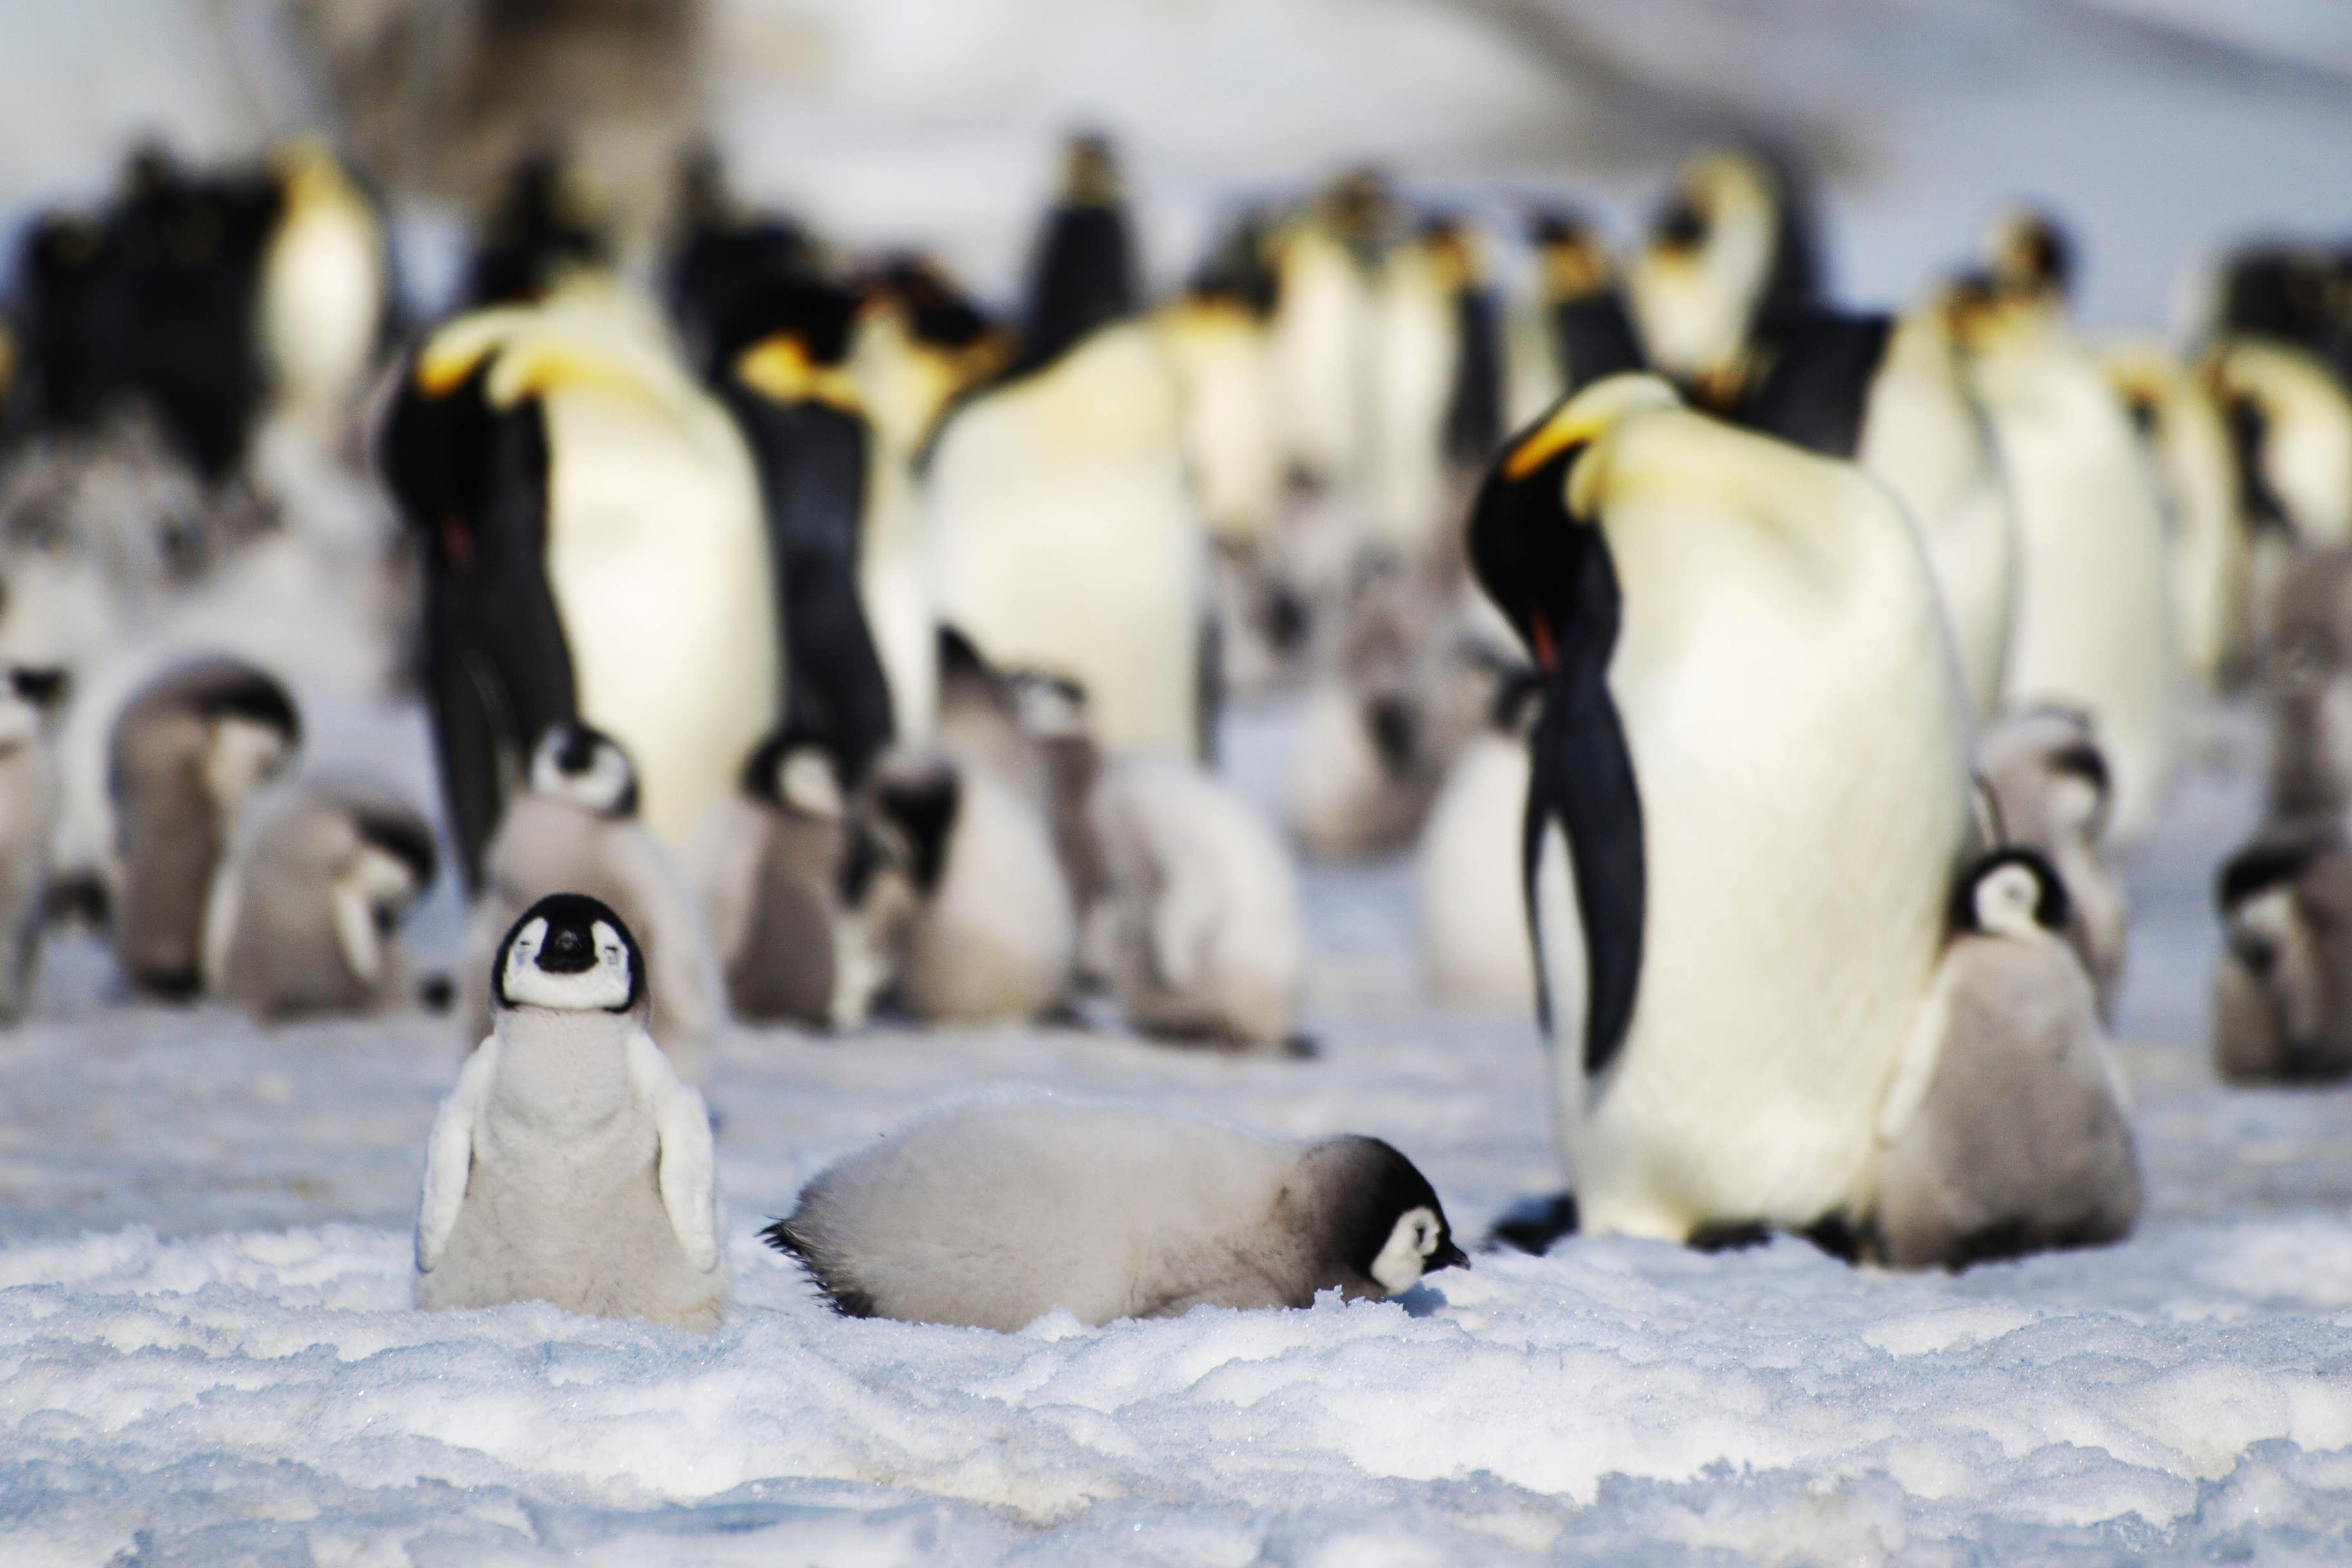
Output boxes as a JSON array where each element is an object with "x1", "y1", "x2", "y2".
[
  {"x1": 255, "y1": 137, "x2": 391, "y2": 444},
  {"x1": 1468, "y1": 374, "x2": 1974, "y2": 1243},
  {"x1": 417, "y1": 894, "x2": 725, "y2": 1331},
  {"x1": 925, "y1": 135, "x2": 1208, "y2": 756},
  {"x1": 2205, "y1": 337, "x2": 2352, "y2": 649},
  {"x1": 1872, "y1": 849, "x2": 2140, "y2": 1268},
  {"x1": 1726, "y1": 297, "x2": 2017, "y2": 719},
  {"x1": 1952, "y1": 272, "x2": 2180, "y2": 842},
  {"x1": 0, "y1": 667, "x2": 65, "y2": 1021},
  {"x1": 381, "y1": 276, "x2": 782, "y2": 873},
  {"x1": 1625, "y1": 145, "x2": 1821, "y2": 395},
  {"x1": 1503, "y1": 210, "x2": 1645, "y2": 429},
  {"x1": 1268, "y1": 170, "x2": 1388, "y2": 493},
  {"x1": 1362, "y1": 216, "x2": 1498, "y2": 557}
]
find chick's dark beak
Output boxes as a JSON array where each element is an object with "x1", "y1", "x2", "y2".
[{"x1": 1431, "y1": 1237, "x2": 1470, "y2": 1273}]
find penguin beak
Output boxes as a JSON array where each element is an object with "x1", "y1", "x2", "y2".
[{"x1": 1430, "y1": 1237, "x2": 1470, "y2": 1274}]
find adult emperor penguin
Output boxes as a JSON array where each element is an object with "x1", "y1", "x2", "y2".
[
  {"x1": 1502, "y1": 210, "x2": 1646, "y2": 429},
  {"x1": 1979, "y1": 707, "x2": 2129, "y2": 1017},
  {"x1": 255, "y1": 137, "x2": 391, "y2": 445},
  {"x1": 2213, "y1": 821, "x2": 2352, "y2": 1083},
  {"x1": 1090, "y1": 752, "x2": 1306, "y2": 1051},
  {"x1": 1725, "y1": 295, "x2": 2017, "y2": 719},
  {"x1": 925, "y1": 135, "x2": 1208, "y2": 756},
  {"x1": 460, "y1": 722, "x2": 727, "y2": 1083},
  {"x1": 1625, "y1": 145, "x2": 1823, "y2": 394},
  {"x1": 1872, "y1": 850, "x2": 2141, "y2": 1269},
  {"x1": 108, "y1": 656, "x2": 300, "y2": 998},
  {"x1": 380, "y1": 273, "x2": 781, "y2": 874},
  {"x1": 763, "y1": 1096, "x2": 1465, "y2": 1330},
  {"x1": 710, "y1": 278, "x2": 896, "y2": 785},
  {"x1": 1952, "y1": 277, "x2": 2180, "y2": 843},
  {"x1": 1361, "y1": 216, "x2": 1501, "y2": 556},
  {"x1": 1268, "y1": 169, "x2": 1389, "y2": 492},
  {"x1": 1418, "y1": 663, "x2": 1544, "y2": 1009},
  {"x1": 1467, "y1": 373, "x2": 1975, "y2": 1243},
  {"x1": 201, "y1": 779, "x2": 436, "y2": 1020},
  {"x1": 2205, "y1": 337, "x2": 2352, "y2": 648},
  {"x1": 2104, "y1": 340, "x2": 2249, "y2": 691},
  {"x1": 692, "y1": 728, "x2": 853, "y2": 1029},
  {"x1": 417, "y1": 894, "x2": 725, "y2": 1331},
  {"x1": 460, "y1": 148, "x2": 611, "y2": 308},
  {"x1": 0, "y1": 667, "x2": 65, "y2": 1021}
]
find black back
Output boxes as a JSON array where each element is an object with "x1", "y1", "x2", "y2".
[
  {"x1": 464, "y1": 151, "x2": 608, "y2": 308},
  {"x1": 1006, "y1": 137, "x2": 1139, "y2": 378},
  {"x1": 1727, "y1": 309, "x2": 1895, "y2": 458}
]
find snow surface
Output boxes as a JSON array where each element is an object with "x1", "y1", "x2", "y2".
[{"x1": 8, "y1": 698, "x2": 2352, "y2": 1563}]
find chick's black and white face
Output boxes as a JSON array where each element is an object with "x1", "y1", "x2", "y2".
[
  {"x1": 531, "y1": 725, "x2": 637, "y2": 818},
  {"x1": 1369, "y1": 1204, "x2": 1457, "y2": 1294},
  {"x1": 1973, "y1": 863, "x2": 2052, "y2": 941},
  {"x1": 498, "y1": 912, "x2": 636, "y2": 1012}
]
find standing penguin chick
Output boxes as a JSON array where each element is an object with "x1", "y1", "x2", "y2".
[
  {"x1": 2212, "y1": 823, "x2": 2352, "y2": 1083},
  {"x1": 763, "y1": 1097, "x2": 1465, "y2": 1330},
  {"x1": 1979, "y1": 708, "x2": 2129, "y2": 1016},
  {"x1": 1873, "y1": 850, "x2": 2141, "y2": 1269},
  {"x1": 462, "y1": 723, "x2": 725, "y2": 1082},
  {"x1": 0, "y1": 667, "x2": 66, "y2": 1019},
  {"x1": 693, "y1": 729, "x2": 852, "y2": 1029},
  {"x1": 2262, "y1": 547, "x2": 2352, "y2": 818},
  {"x1": 201, "y1": 780, "x2": 437, "y2": 1020},
  {"x1": 417, "y1": 894, "x2": 725, "y2": 1330},
  {"x1": 1092, "y1": 754, "x2": 1306, "y2": 1050},
  {"x1": 108, "y1": 656, "x2": 300, "y2": 997}
]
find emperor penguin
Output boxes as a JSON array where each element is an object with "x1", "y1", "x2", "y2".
[
  {"x1": 460, "y1": 722, "x2": 726, "y2": 1083},
  {"x1": 2214, "y1": 244, "x2": 2352, "y2": 388},
  {"x1": 0, "y1": 667, "x2": 66, "y2": 1021},
  {"x1": 416, "y1": 894, "x2": 725, "y2": 1331},
  {"x1": 2104, "y1": 340, "x2": 2250, "y2": 691},
  {"x1": 1269, "y1": 169, "x2": 1390, "y2": 492},
  {"x1": 662, "y1": 146, "x2": 822, "y2": 382},
  {"x1": 1090, "y1": 753, "x2": 1306, "y2": 1051},
  {"x1": 1361, "y1": 216, "x2": 1500, "y2": 558},
  {"x1": 711, "y1": 279, "x2": 896, "y2": 785},
  {"x1": 255, "y1": 137, "x2": 391, "y2": 446},
  {"x1": 461, "y1": 147, "x2": 611, "y2": 308},
  {"x1": 1978, "y1": 707, "x2": 2129, "y2": 1017},
  {"x1": 848, "y1": 257, "x2": 1010, "y2": 738},
  {"x1": 2204, "y1": 337, "x2": 2352, "y2": 650},
  {"x1": 2213, "y1": 821, "x2": 2352, "y2": 1083},
  {"x1": 201, "y1": 780, "x2": 436, "y2": 1020},
  {"x1": 1159, "y1": 211, "x2": 1286, "y2": 549},
  {"x1": 1950, "y1": 277, "x2": 2180, "y2": 843},
  {"x1": 691, "y1": 728, "x2": 854, "y2": 1030},
  {"x1": 1871, "y1": 850, "x2": 2141, "y2": 1269},
  {"x1": 843, "y1": 745, "x2": 1076, "y2": 1026},
  {"x1": 762, "y1": 1097, "x2": 1465, "y2": 1330},
  {"x1": 1467, "y1": 373, "x2": 1975, "y2": 1243},
  {"x1": 1725, "y1": 296, "x2": 2017, "y2": 720},
  {"x1": 2260, "y1": 545, "x2": 2352, "y2": 817},
  {"x1": 925, "y1": 135, "x2": 1209, "y2": 757},
  {"x1": 380, "y1": 273, "x2": 782, "y2": 873},
  {"x1": 1418, "y1": 663, "x2": 1544, "y2": 1009},
  {"x1": 108, "y1": 656, "x2": 300, "y2": 998},
  {"x1": 1503, "y1": 209, "x2": 1645, "y2": 429},
  {"x1": 1625, "y1": 145, "x2": 1822, "y2": 394}
]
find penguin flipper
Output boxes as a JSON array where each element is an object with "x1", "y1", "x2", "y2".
[
  {"x1": 628, "y1": 1030, "x2": 721, "y2": 1273},
  {"x1": 329, "y1": 870, "x2": 385, "y2": 987},
  {"x1": 416, "y1": 1037, "x2": 500, "y2": 1272}
]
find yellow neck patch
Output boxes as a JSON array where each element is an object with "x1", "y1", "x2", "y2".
[
  {"x1": 1503, "y1": 375, "x2": 1679, "y2": 482},
  {"x1": 734, "y1": 333, "x2": 863, "y2": 411}
]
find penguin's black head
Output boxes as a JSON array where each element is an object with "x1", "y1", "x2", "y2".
[
  {"x1": 1988, "y1": 206, "x2": 2077, "y2": 304},
  {"x1": 352, "y1": 805, "x2": 440, "y2": 903},
  {"x1": 743, "y1": 726, "x2": 848, "y2": 820},
  {"x1": 531, "y1": 720, "x2": 638, "y2": 819},
  {"x1": 2219, "y1": 829, "x2": 2333, "y2": 918},
  {"x1": 850, "y1": 752, "x2": 962, "y2": 899},
  {"x1": 1186, "y1": 208, "x2": 1279, "y2": 317},
  {"x1": 186, "y1": 662, "x2": 300, "y2": 747},
  {"x1": 492, "y1": 892, "x2": 643, "y2": 1014},
  {"x1": 1061, "y1": 132, "x2": 1122, "y2": 207},
  {"x1": 1954, "y1": 847, "x2": 2071, "y2": 941},
  {"x1": 861, "y1": 255, "x2": 997, "y2": 352},
  {"x1": 1322, "y1": 1136, "x2": 1467, "y2": 1295}
]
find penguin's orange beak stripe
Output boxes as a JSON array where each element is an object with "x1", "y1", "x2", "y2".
[
  {"x1": 1504, "y1": 406, "x2": 1603, "y2": 481},
  {"x1": 1529, "y1": 609, "x2": 1557, "y2": 675}
]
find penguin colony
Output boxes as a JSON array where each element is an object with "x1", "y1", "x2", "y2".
[{"x1": 0, "y1": 117, "x2": 2340, "y2": 1335}]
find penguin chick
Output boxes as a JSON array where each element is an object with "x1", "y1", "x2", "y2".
[
  {"x1": 2259, "y1": 545, "x2": 2352, "y2": 818},
  {"x1": 1288, "y1": 559, "x2": 1448, "y2": 860},
  {"x1": 1418, "y1": 662, "x2": 1543, "y2": 1008},
  {"x1": 840, "y1": 745, "x2": 1076, "y2": 1025},
  {"x1": 416, "y1": 894, "x2": 725, "y2": 1330},
  {"x1": 108, "y1": 656, "x2": 300, "y2": 997},
  {"x1": 2213, "y1": 822, "x2": 2352, "y2": 1083},
  {"x1": 461, "y1": 722, "x2": 726, "y2": 1082},
  {"x1": 692, "y1": 729, "x2": 851, "y2": 1029},
  {"x1": 0, "y1": 666, "x2": 66, "y2": 1019},
  {"x1": 1978, "y1": 707, "x2": 2129, "y2": 1016},
  {"x1": 762, "y1": 1097, "x2": 1465, "y2": 1330},
  {"x1": 1091, "y1": 753, "x2": 1305, "y2": 1050},
  {"x1": 201, "y1": 779, "x2": 437, "y2": 1020},
  {"x1": 1873, "y1": 850, "x2": 2141, "y2": 1269}
]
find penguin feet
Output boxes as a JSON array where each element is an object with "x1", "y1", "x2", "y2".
[{"x1": 1484, "y1": 1191, "x2": 1578, "y2": 1255}]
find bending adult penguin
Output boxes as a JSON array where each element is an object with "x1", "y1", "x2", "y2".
[
  {"x1": 460, "y1": 722, "x2": 726, "y2": 1083},
  {"x1": 380, "y1": 275, "x2": 781, "y2": 872},
  {"x1": 925, "y1": 136, "x2": 1208, "y2": 756},
  {"x1": 417, "y1": 894, "x2": 725, "y2": 1331},
  {"x1": 1467, "y1": 373, "x2": 1974, "y2": 1243},
  {"x1": 1625, "y1": 145, "x2": 1822, "y2": 395},
  {"x1": 108, "y1": 656, "x2": 300, "y2": 998},
  {"x1": 201, "y1": 779, "x2": 437, "y2": 1021},
  {"x1": 1953, "y1": 278, "x2": 2180, "y2": 842},
  {"x1": 1872, "y1": 849, "x2": 2141, "y2": 1269},
  {"x1": 0, "y1": 667, "x2": 65, "y2": 1021},
  {"x1": 763, "y1": 1097, "x2": 1464, "y2": 1330}
]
